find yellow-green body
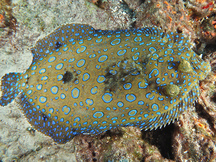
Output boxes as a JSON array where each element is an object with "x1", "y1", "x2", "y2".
[{"x1": 0, "y1": 24, "x2": 211, "y2": 143}]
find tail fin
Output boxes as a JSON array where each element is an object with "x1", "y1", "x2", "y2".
[{"x1": 0, "y1": 72, "x2": 21, "y2": 106}]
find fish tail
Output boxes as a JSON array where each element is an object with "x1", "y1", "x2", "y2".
[
  {"x1": 0, "y1": 72, "x2": 21, "y2": 106},
  {"x1": 190, "y1": 54, "x2": 211, "y2": 80}
]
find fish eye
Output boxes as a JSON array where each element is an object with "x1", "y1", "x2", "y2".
[{"x1": 165, "y1": 84, "x2": 180, "y2": 97}]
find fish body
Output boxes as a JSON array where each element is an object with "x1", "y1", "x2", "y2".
[{"x1": 0, "y1": 24, "x2": 211, "y2": 143}]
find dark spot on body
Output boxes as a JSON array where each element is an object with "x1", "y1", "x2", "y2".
[
  {"x1": 104, "y1": 60, "x2": 143, "y2": 92},
  {"x1": 55, "y1": 42, "x2": 62, "y2": 49},
  {"x1": 62, "y1": 71, "x2": 73, "y2": 84},
  {"x1": 42, "y1": 113, "x2": 48, "y2": 121},
  {"x1": 104, "y1": 71, "x2": 118, "y2": 92},
  {"x1": 104, "y1": 71, "x2": 117, "y2": 83},
  {"x1": 26, "y1": 77, "x2": 30, "y2": 84}
]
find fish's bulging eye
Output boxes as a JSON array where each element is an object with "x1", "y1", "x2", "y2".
[
  {"x1": 165, "y1": 84, "x2": 180, "y2": 97},
  {"x1": 62, "y1": 71, "x2": 73, "y2": 84},
  {"x1": 178, "y1": 60, "x2": 193, "y2": 73}
]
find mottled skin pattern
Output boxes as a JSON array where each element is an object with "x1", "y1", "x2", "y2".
[{"x1": 0, "y1": 24, "x2": 211, "y2": 143}]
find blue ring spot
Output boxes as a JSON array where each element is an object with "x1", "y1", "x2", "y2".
[
  {"x1": 48, "y1": 56, "x2": 56, "y2": 63},
  {"x1": 76, "y1": 46, "x2": 86, "y2": 53},
  {"x1": 60, "y1": 93, "x2": 66, "y2": 99},
  {"x1": 149, "y1": 47, "x2": 157, "y2": 53},
  {"x1": 138, "y1": 81, "x2": 148, "y2": 89},
  {"x1": 86, "y1": 98, "x2": 94, "y2": 106},
  {"x1": 93, "y1": 111, "x2": 104, "y2": 118},
  {"x1": 117, "y1": 101, "x2": 124, "y2": 107},
  {"x1": 111, "y1": 117, "x2": 118, "y2": 121},
  {"x1": 49, "y1": 108, "x2": 54, "y2": 113},
  {"x1": 146, "y1": 93, "x2": 151, "y2": 99},
  {"x1": 138, "y1": 101, "x2": 144, "y2": 105},
  {"x1": 50, "y1": 86, "x2": 58, "y2": 94},
  {"x1": 89, "y1": 54, "x2": 96, "y2": 58},
  {"x1": 68, "y1": 58, "x2": 75, "y2": 63},
  {"x1": 132, "y1": 52, "x2": 140, "y2": 61},
  {"x1": 151, "y1": 53, "x2": 159, "y2": 60},
  {"x1": 83, "y1": 73, "x2": 90, "y2": 81},
  {"x1": 31, "y1": 66, "x2": 37, "y2": 70},
  {"x1": 76, "y1": 59, "x2": 86, "y2": 68},
  {"x1": 125, "y1": 94, "x2": 136, "y2": 102},
  {"x1": 95, "y1": 65, "x2": 101, "y2": 69},
  {"x1": 90, "y1": 86, "x2": 98, "y2": 94},
  {"x1": 96, "y1": 38, "x2": 103, "y2": 43},
  {"x1": 71, "y1": 88, "x2": 80, "y2": 99},
  {"x1": 93, "y1": 121, "x2": 98, "y2": 125},
  {"x1": 134, "y1": 36, "x2": 142, "y2": 42},
  {"x1": 123, "y1": 83, "x2": 132, "y2": 90},
  {"x1": 62, "y1": 105, "x2": 71, "y2": 115},
  {"x1": 106, "y1": 107, "x2": 111, "y2": 111},
  {"x1": 97, "y1": 75, "x2": 105, "y2": 83},
  {"x1": 128, "y1": 109, "x2": 137, "y2": 116},
  {"x1": 98, "y1": 55, "x2": 108, "y2": 63},
  {"x1": 39, "y1": 96, "x2": 47, "y2": 103},
  {"x1": 55, "y1": 63, "x2": 64, "y2": 70},
  {"x1": 27, "y1": 90, "x2": 32, "y2": 94},
  {"x1": 149, "y1": 68, "x2": 159, "y2": 78},
  {"x1": 111, "y1": 38, "x2": 121, "y2": 46},
  {"x1": 41, "y1": 76, "x2": 48, "y2": 81},
  {"x1": 152, "y1": 103, "x2": 159, "y2": 111},
  {"x1": 102, "y1": 93, "x2": 113, "y2": 103},
  {"x1": 117, "y1": 49, "x2": 127, "y2": 56},
  {"x1": 74, "y1": 117, "x2": 81, "y2": 122},
  {"x1": 57, "y1": 74, "x2": 63, "y2": 81},
  {"x1": 39, "y1": 68, "x2": 46, "y2": 74},
  {"x1": 63, "y1": 47, "x2": 68, "y2": 51}
]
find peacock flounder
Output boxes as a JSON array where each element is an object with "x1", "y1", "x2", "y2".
[{"x1": 0, "y1": 24, "x2": 211, "y2": 143}]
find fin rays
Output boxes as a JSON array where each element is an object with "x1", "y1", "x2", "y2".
[{"x1": 0, "y1": 73, "x2": 21, "y2": 106}]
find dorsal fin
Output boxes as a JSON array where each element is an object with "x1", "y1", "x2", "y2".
[{"x1": 31, "y1": 24, "x2": 192, "y2": 65}]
